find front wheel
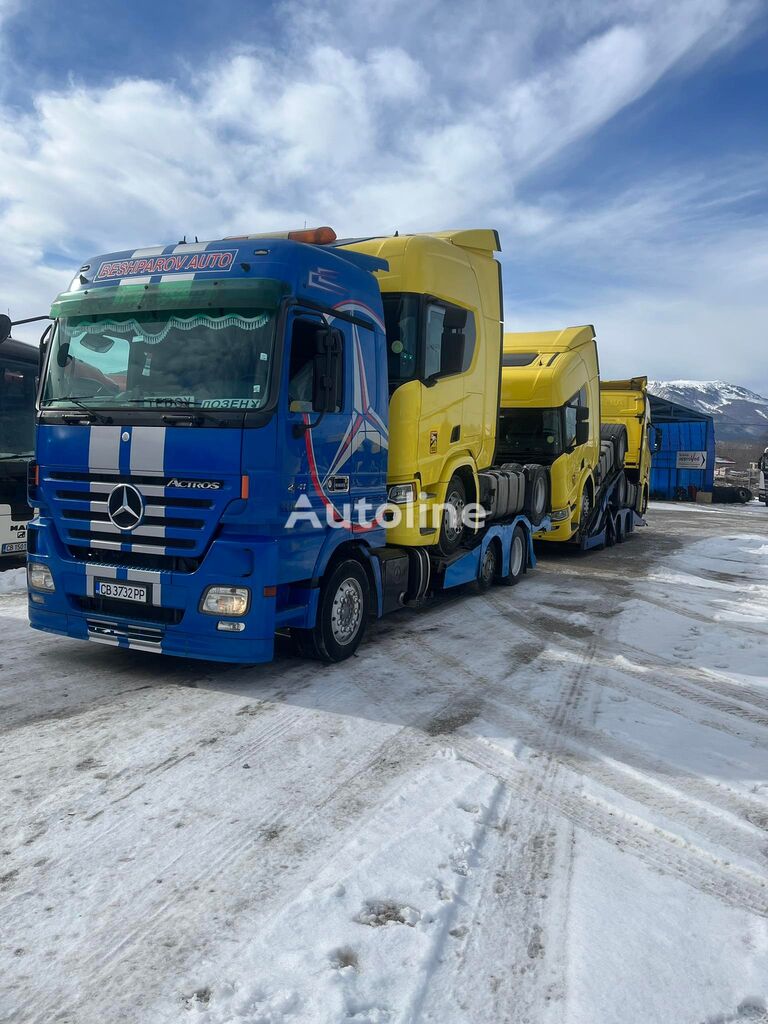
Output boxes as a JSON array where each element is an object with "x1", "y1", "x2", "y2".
[
  {"x1": 579, "y1": 484, "x2": 593, "y2": 527},
  {"x1": 437, "y1": 474, "x2": 467, "y2": 556},
  {"x1": 295, "y1": 558, "x2": 370, "y2": 662}
]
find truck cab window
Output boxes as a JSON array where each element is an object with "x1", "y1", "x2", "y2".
[
  {"x1": 498, "y1": 407, "x2": 563, "y2": 461},
  {"x1": 383, "y1": 294, "x2": 419, "y2": 388},
  {"x1": 564, "y1": 390, "x2": 587, "y2": 447},
  {"x1": 0, "y1": 359, "x2": 36, "y2": 457},
  {"x1": 424, "y1": 305, "x2": 445, "y2": 378},
  {"x1": 288, "y1": 317, "x2": 343, "y2": 414},
  {"x1": 425, "y1": 301, "x2": 476, "y2": 380},
  {"x1": 382, "y1": 293, "x2": 476, "y2": 389}
]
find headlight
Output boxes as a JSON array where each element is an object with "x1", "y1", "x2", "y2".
[
  {"x1": 28, "y1": 562, "x2": 55, "y2": 591},
  {"x1": 550, "y1": 508, "x2": 570, "y2": 522},
  {"x1": 388, "y1": 483, "x2": 416, "y2": 504},
  {"x1": 200, "y1": 586, "x2": 250, "y2": 616}
]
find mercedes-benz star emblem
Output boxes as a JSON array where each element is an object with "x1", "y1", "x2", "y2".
[{"x1": 107, "y1": 484, "x2": 144, "y2": 531}]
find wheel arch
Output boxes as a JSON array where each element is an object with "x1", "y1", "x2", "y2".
[{"x1": 314, "y1": 536, "x2": 383, "y2": 618}]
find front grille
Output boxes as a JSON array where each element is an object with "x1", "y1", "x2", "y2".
[
  {"x1": 67, "y1": 546, "x2": 201, "y2": 573},
  {"x1": 75, "y1": 596, "x2": 184, "y2": 625},
  {"x1": 46, "y1": 470, "x2": 220, "y2": 566},
  {"x1": 68, "y1": 529, "x2": 197, "y2": 550},
  {"x1": 87, "y1": 619, "x2": 164, "y2": 647}
]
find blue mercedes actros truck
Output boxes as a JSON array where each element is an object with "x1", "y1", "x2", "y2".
[{"x1": 27, "y1": 228, "x2": 550, "y2": 663}]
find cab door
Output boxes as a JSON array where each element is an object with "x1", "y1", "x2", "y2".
[
  {"x1": 280, "y1": 309, "x2": 387, "y2": 577},
  {"x1": 417, "y1": 299, "x2": 476, "y2": 486}
]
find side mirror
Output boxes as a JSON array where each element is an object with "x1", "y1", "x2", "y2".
[
  {"x1": 38, "y1": 323, "x2": 53, "y2": 379},
  {"x1": 312, "y1": 327, "x2": 343, "y2": 413},
  {"x1": 573, "y1": 417, "x2": 593, "y2": 446},
  {"x1": 0, "y1": 314, "x2": 11, "y2": 345},
  {"x1": 575, "y1": 407, "x2": 589, "y2": 446}
]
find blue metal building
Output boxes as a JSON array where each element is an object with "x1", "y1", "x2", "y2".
[{"x1": 649, "y1": 395, "x2": 715, "y2": 499}]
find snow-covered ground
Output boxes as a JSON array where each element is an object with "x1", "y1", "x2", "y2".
[
  {"x1": 0, "y1": 565, "x2": 25, "y2": 594},
  {"x1": 1, "y1": 502, "x2": 767, "y2": 1024}
]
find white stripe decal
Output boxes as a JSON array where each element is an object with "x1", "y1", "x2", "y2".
[
  {"x1": 160, "y1": 273, "x2": 195, "y2": 283},
  {"x1": 130, "y1": 426, "x2": 166, "y2": 475},
  {"x1": 88, "y1": 426, "x2": 122, "y2": 473},
  {"x1": 88, "y1": 481, "x2": 166, "y2": 497},
  {"x1": 86, "y1": 521, "x2": 167, "y2": 538},
  {"x1": 88, "y1": 635, "x2": 120, "y2": 648},
  {"x1": 85, "y1": 562, "x2": 117, "y2": 596},
  {"x1": 120, "y1": 276, "x2": 151, "y2": 286},
  {"x1": 132, "y1": 247, "x2": 165, "y2": 258},
  {"x1": 172, "y1": 243, "x2": 206, "y2": 254}
]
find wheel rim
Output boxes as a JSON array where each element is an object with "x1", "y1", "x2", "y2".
[
  {"x1": 481, "y1": 546, "x2": 497, "y2": 585},
  {"x1": 581, "y1": 490, "x2": 591, "y2": 522},
  {"x1": 330, "y1": 578, "x2": 364, "y2": 646},
  {"x1": 510, "y1": 535, "x2": 524, "y2": 576},
  {"x1": 443, "y1": 489, "x2": 465, "y2": 544}
]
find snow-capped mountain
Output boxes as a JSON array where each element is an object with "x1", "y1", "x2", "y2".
[{"x1": 647, "y1": 380, "x2": 768, "y2": 441}]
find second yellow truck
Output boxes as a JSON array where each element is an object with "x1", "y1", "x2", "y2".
[{"x1": 498, "y1": 327, "x2": 652, "y2": 548}]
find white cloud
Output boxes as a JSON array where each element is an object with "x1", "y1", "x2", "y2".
[{"x1": 0, "y1": 0, "x2": 765, "y2": 391}]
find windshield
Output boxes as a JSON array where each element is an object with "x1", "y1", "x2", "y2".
[
  {"x1": 497, "y1": 407, "x2": 563, "y2": 460},
  {"x1": 0, "y1": 354, "x2": 36, "y2": 458},
  {"x1": 42, "y1": 308, "x2": 277, "y2": 411}
]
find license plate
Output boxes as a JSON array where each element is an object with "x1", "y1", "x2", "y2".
[
  {"x1": 95, "y1": 580, "x2": 149, "y2": 603},
  {"x1": 1, "y1": 542, "x2": 26, "y2": 554}
]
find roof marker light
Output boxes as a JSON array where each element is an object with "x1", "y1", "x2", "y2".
[
  {"x1": 287, "y1": 227, "x2": 337, "y2": 244},
  {"x1": 223, "y1": 227, "x2": 337, "y2": 245}
]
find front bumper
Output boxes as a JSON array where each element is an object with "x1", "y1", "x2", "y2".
[{"x1": 27, "y1": 517, "x2": 279, "y2": 664}]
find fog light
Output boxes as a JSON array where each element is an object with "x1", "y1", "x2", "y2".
[
  {"x1": 200, "y1": 586, "x2": 250, "y2": 616},
  {"x1": 30, "y1": 592, "x2": 44, "y2": 604},
  {"x1": 28, "y1": 562, "x2": 55, "y2": 591},
  {"x1": 550, "y1": 508, "x2": 570, "y2": 522},
  {"x1": 217, "y1": 620, "x2": 245, "y2": 632},
  {"x1": 388, "y1": 482, "x2": 416, "y2": 504}
]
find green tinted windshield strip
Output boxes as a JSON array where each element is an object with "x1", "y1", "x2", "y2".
[{"x1": 50, "y1": 278, "x2": 289, "y2": 319}]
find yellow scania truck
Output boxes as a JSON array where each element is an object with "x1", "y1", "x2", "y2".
[
  {"x1": 497, "y1": 327, "x2": 641, "y2": 548},
  {"x1": 343, "y1": 231, "x2": 538, "y2": 553}
]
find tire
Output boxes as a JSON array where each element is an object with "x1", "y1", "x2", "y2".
[
  {"x1": 579, "y1": 482, "x2": 593, "y2": 527},
  {"x1": 605, "y1": 514, "x2": 615, "y2": 547},
  {"x1": 438, "y1": 474, "x2": 466, "y2": 555},
  {"x1": 500, "y1": 525, "x2": 526, "y2": 586},
  {"x1": 601, "y1": 424, "x2": 628, "y2": 468},
  {"x1": 476, "y1": 540, "x2": 500, "y2": 592},
  {"x1": 522, "y1": 465, "x2": 549, "y2": 526},
  {"x1": 296, "y1": 558, "x2": 370, "y2": 662},
  {"x1": 615, "y1": 472, "x2": 627, "y2": 507}
]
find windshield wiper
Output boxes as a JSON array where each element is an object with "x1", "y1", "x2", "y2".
[
  {"x1": 42, "y1": 397, "x2": 112, "y2": 424},
  {"x1": 121, "y1": 398, "x2": 196, "y2": 407}
]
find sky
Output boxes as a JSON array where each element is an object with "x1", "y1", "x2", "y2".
[{"x1": 0, "y1": 0, "x2": 767, "y2": 391}]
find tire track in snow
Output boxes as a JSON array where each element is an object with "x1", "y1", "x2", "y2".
[
  {"x1": 400, "y1": 627, "x2": 768, "y2": 868},
  {"x1": 482, "y1": 592, "x2": 768, "y2": 746},
  {"x1": 453, "y1": 734, "x2": 768, "y2": 919},
  {"x1": 398, "y1": 635, "x2": 598, "y2": 1021},
  {"x1": 10, "y1": 726, "x2": 435, "y2": 1024}
]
